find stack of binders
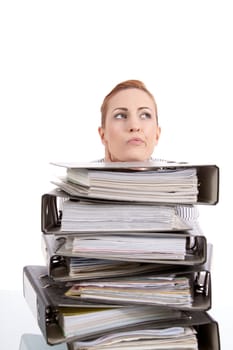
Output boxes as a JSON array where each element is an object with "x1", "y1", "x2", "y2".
[{"x1": 23, "y1": 160, "x2": 221, "y2": 349}]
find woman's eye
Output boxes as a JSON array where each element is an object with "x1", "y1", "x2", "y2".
[
  {"x1": 140, "y1": 113, "x2": 151, "y2": 119},
  {"x1": 114, "y1": 113, "x2": 127, "y2": 119}
]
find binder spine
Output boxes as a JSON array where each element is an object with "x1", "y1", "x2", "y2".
[
  {"x1": 23, "y1": 266, "x2": 63, "y2": 345},
  {"x1": 23, "y1": 267, "x2": 49, "y2": 341}
]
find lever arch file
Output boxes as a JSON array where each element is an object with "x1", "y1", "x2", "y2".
[
  {"x1": 62, "y1": 259, "x2": 212, "y2": 311},
  {"x1": 23, "y1": 263, "x2": 211, "y2": 329},
  {"x1": 41, "y1": 190, "x2": 194, "y2": 235},
  {"x1": 67, "y1": 311, "x2": 220, "y2": 350},
  {"x1": 42, "y1": 233, "x2": 207, "y2": 282},
  {"x1": 50, "y1": 161, "x2": 219, "y2": 205},
  {"x1": 41, "y1": 189, "x2": 208, "y2": 236},
  {"x1": 22, "y1": 265, "x2": 219, "y2": 347},
  {"x1": 42, "y1": 234, "x2": 172, "y2": 281}
]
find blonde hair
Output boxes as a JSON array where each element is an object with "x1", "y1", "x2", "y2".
[{"x1": 100, "y1": 79, "x2": 158, "y2": 127}]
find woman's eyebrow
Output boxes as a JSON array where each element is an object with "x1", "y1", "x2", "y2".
[
  {"x1": 138, "y1": 107, "x2": 152, "y2": 111},
  {"x1": 113, "y1": 107, "x2": 128, "y2": 112},
  {"x1": 112, "y1": 107, "x2": 152, "y2": 112}
]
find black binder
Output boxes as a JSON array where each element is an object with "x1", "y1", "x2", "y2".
[{"x1": 23, "y1": 265, "x2": 219, "y2": 348}]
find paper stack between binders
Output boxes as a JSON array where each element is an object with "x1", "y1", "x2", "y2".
[{"x1": 23, "y1": 160, "x2": 221, "y2": 349}]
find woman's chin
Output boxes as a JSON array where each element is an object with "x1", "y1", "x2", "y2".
[{"x1": 115, "y1": 154, "x2": 150, "y2": 162}]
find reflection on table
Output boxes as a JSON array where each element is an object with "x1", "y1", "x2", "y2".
[{"x1": 19, "y1": 334, "x2": 67, "y2": 350}]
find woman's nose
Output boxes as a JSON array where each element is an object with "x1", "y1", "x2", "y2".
[
  {"x1": 130, "y1": 126, "x2": 140, "y2": 132},
  {"x1": 128, "y1": 116, "x2": 141, "y2": 132}
]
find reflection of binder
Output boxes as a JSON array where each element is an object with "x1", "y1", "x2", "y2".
[
  {"x1": 50, "y1": 161, "x2": 220, "y2": 205},
  {"x1": 22, "y1": 265, "x2": 219, "y2": 348},
  {"x1": 19, "y1": 333, "x2": 68, "y2": 350},
  {"x1": 42, "y1": 233, "x2": 207, "y2": 282}
]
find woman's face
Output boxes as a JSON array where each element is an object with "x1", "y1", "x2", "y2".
[{"x1": 98, "y1": 88, "x2": 161, "y2": 162}]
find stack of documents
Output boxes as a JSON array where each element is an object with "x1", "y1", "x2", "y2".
[
  {"x1": 68, "y1": 258, "x2": 161, "y2": 280},
  {"x1": 68, "y1": 235, "x2": 187, "y2": 261},
  {"x1": 61, "y1": 200, "x2": 190, "y2": 232},
  {"x1": 22, "y1": 161, "x2": 221, "y2": 349},
  {"x1": 71, "y1": 327, "x2": 198, "y2": 350},
  {"x1": 66, "y1": 167, "x2": 198, "y2": 203},
  {"x1": 53, "y1": 163, "x2": 199, "y2": 203},
  {"x1": 65, "y1": 275, "x2": 193, "y2": 307},
  {"x1": 58, "y1": 305, "x2": 182, "y2": 339}
]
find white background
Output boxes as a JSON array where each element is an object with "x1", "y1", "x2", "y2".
[{"x1": 0, "y1": 1, "x2": 232, "y2": 349}]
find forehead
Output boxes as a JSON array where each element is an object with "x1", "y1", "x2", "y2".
[{"x1": 107, "y1": 88, "x2": 156, "y2": 111}]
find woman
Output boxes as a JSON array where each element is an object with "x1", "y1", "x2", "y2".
[
  {"x1": 98, "y1": 80, "x2": 161, "y2": 162},
  {"x1": 98, "y1": 79, "x2": 198, "y2": 223}
]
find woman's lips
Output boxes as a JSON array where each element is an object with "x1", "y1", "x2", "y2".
[{"x1": 127, "y1": 137, "x2": 145, "y2": 145}]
